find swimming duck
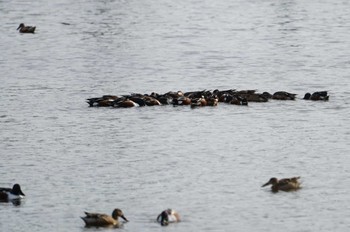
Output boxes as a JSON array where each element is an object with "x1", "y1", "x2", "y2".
[
  {"x1": 272, "y1": 91, "x2": 297, "y2": 100},
  {"x1": 243, "y1": 93, "x2": 268, "y2": 102},
  {"x1": 143, "y1": 96, "x2": 162, "y2": 106},
  {"x1": 172, "y1": 96, "x2": 191, "y2": 106},
  {"x1": 113, "y1": 98, "x2": 139, "y2": 108},
  {"x1": 303, "y1": 91, "x2": 329, "y2": 101},
  {"x1": 229, "y1": 95, "x2": 248, "y2": 105},
  {"x1": 262, "y1": 177, "x2": 301, "y2": 192},
  {"x1": 0, "y1": 184, "x2": 25, "y2": 202},
  {"x1": 86, "y1": 95, "x2": 119, "y2": 107},
  {"x1": 207, "y1": 96, "x2": 219, "y2": 106},
  {"x1": 157, "y1": 209, "x2": 180, "y2": 226},
  {"x1": 81, "y1": 208, "x2": 128, "y2": 227},
  {"x1": 17, "y1": 23, "x2": 36, "y2": 33},
  {"x1": 190, "y1": 98, "x2": 207, "y2": 108},
  {"x1": 261, "y1": 92, "x2": 273, "y2": 99}
]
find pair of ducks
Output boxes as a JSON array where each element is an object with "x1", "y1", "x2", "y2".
[{"x1": 81, "y1": 208, "x2": 180, "y2": 228}]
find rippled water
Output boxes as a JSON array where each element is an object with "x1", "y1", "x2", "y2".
[{"x1": 1, "y1": 0, "x2": 350, "y2": 231}]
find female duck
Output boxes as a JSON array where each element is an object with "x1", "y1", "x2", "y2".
[
  {"x1": 157, "y1": 209, "x2": 180, "y2": 226},
  {"x1": 81, "y1": 208, "x2": 128, "y2": 227},
  {"x1": 17, "y1": 23, "x2": 36, "y2": 33},
  {"x1": 262, "y1": 177, "x2": 301, "y2": 192}
]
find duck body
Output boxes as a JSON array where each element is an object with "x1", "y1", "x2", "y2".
[
  {"x1": 81, "y1": 208, "x2": 128, "y2": 228},
  {"x1": 303, "y1": 91, "x2": 329, "y2": 101},
  {"x1": 17, "y1": 23, "x2": 36, "y2": 33},
  {"x1": 262, "y1": 177, "x2": 301, "y2": 192},
  {"x1": 0, "y1": 184, "x2": 25, "y2": 202},
  {"x1": 157, "y1": 209, "x2": 180, "y2": 226},
  {"x1": 272, "y1": 91, "x2": 297, "y2": 100},
  {"x1": 86, "y1": 95, "x2": 118, "y2": 107}
]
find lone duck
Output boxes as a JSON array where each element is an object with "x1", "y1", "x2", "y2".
[
  {"x1": 157, "y1": 209, "x2": 180, "y2": 226},
  {"x1": 262, "y1": 177, "x2": 301, "y2": 192},
  {"x1": 17, "y1": 23, "x2": 36, "y2": 33},
  {"x1": 0, "y1": 184, "x2": 25, "y2": 202},
  {"x1": 303, "y1": 91, "x2": 329, "y2": 101},
  {"x1": 81, "y1": 208, "x2": 128, "y2": 227}
]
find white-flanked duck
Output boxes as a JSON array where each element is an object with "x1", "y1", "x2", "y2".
[
  {"x1": 0, "y1": 184, "x2": 25, "y2": 202},
  {"x1": 157, "y1": 209, "x2": 180, "y2": 226}
]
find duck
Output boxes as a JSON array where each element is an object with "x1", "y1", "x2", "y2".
[
  {"x1": 86, "y1": 95, "x2": 119, "y2": 107},
  {"x1": 191, "y1": 97, "x2": 207, "y2": 108},
  {"x1": 272, "y1": 91, "x2": 297, "y2": 100},
  {"x1": 207, "y1": 96, "x2": 219, "y2": 106},
  {"x1": 143, "y1": 96, "x2": 162, "y2": 106},
  {"x1": 229, "y1": 95, "x2": 248, "y2": 105},
  {"x1": 112, "y1": 98, "x2": 138, "y2": 108},
  {"x1": 262, "y1": 177, "x2": 301, "y2": 192},
  {"x1": 172, "y1": 96, "x2": 191, "y2": 106},
  {"x1": 303, "y1": 91, "x2": 329, "y2": 101},
  {"x1": 0, "y1": 184, "x2": 25, "y2": 202},
  {"x1": 243, "y1": 93, "x2": 268, "y2": 102},
  {"x1": 81, "y1": 208, "x2": 128, "y2": 227},
  {"x1": 17, "y1": 23, "x2": 36, "y2": 33},
  {"x1": 261, "y1": 92, "x2": 273, "y2": 99},
  {"x1": 157, "y1": 209, "x2": 180, "y2": 226}
]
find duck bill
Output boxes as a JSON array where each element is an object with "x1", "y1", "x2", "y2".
[
  {"x1": 261, "y1": 182, "x2": 270, "y2": 187},
  {"x1": 19, "y1": 190, "x2": 25, "y2": 196},
  {"x1": 17, "y1": 25, "x2": 21, "y2": 30},
  {"x1": 121, "y1": 215, "x2": 128, "y2": 222}
]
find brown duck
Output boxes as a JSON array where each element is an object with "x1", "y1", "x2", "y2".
[
  {"x1": 17, "y1": 23, "x2": 36, "y2": 33},
  {"x1": 262, "y1": 177, "x2": 301, "y2": 192},
  {"x1": 81, "y1": 208, "x2": 128, "y2": 227}
]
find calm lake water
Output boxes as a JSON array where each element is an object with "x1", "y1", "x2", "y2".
[{"x1": 1, "y1": 0, "x2": 350, "y2": 231}]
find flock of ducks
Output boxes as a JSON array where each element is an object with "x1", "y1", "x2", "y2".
[
  {"x1": 2, "y1": 177, "x2": 301, "y2": 228},
  {"x1": 86, "y1": 90, "x2": 329, "y2": 108}
]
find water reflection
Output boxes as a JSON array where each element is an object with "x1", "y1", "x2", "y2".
[{"x1": 0, "y1": 199, "x2": 23, "y2": 206}]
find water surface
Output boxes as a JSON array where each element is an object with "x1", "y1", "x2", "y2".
[{"x1": 1, "y1": 0, "x2": 350, "y2": 231}]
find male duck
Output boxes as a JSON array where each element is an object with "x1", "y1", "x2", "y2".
[
  {"x1": 157, "y1": 209, "x2": 180, "y2": 226},
  {"x1": 0, "y1": 184, "x2": 25, "y2": 202},
  {"x1": 17, "y1": 23, "x2": 36, "y2": 33},
  {"x1": 81, "y1": 208, "x2": 128, "y2": 227},
  {"x1": 262, "y1": 177, "x2": 301, "y2": 192},
  {"x1": 303, "y1": 91, "x2": 329, "y2": 101}
]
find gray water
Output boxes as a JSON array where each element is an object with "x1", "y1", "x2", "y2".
[{"x1": 1, "y1": 0, "x2": 350, "y2": 231}]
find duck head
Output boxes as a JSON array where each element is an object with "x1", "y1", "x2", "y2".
[
  {"x1": 17, "y1": 23, "x2": 25, "y2": 30},
  {"x1": 303, "y1": 93, "x2": 311, "y2": 100},
  {"x1": 262, "y1": 177, "x2": 278, "y2": 187},
  {"x1": 11, "y1": 184, "x2": 25, "y2": 196},
  {"x1": 112, "y1": 208, "x2": 128, "y2": 222}
]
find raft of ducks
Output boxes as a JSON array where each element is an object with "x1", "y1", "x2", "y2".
[
  {"x1": 2, "y1": 177, "x2": 301, "y2": 228},
  {"x1": 86, "y1": 90, "x2": 329, "y2": 108}
]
